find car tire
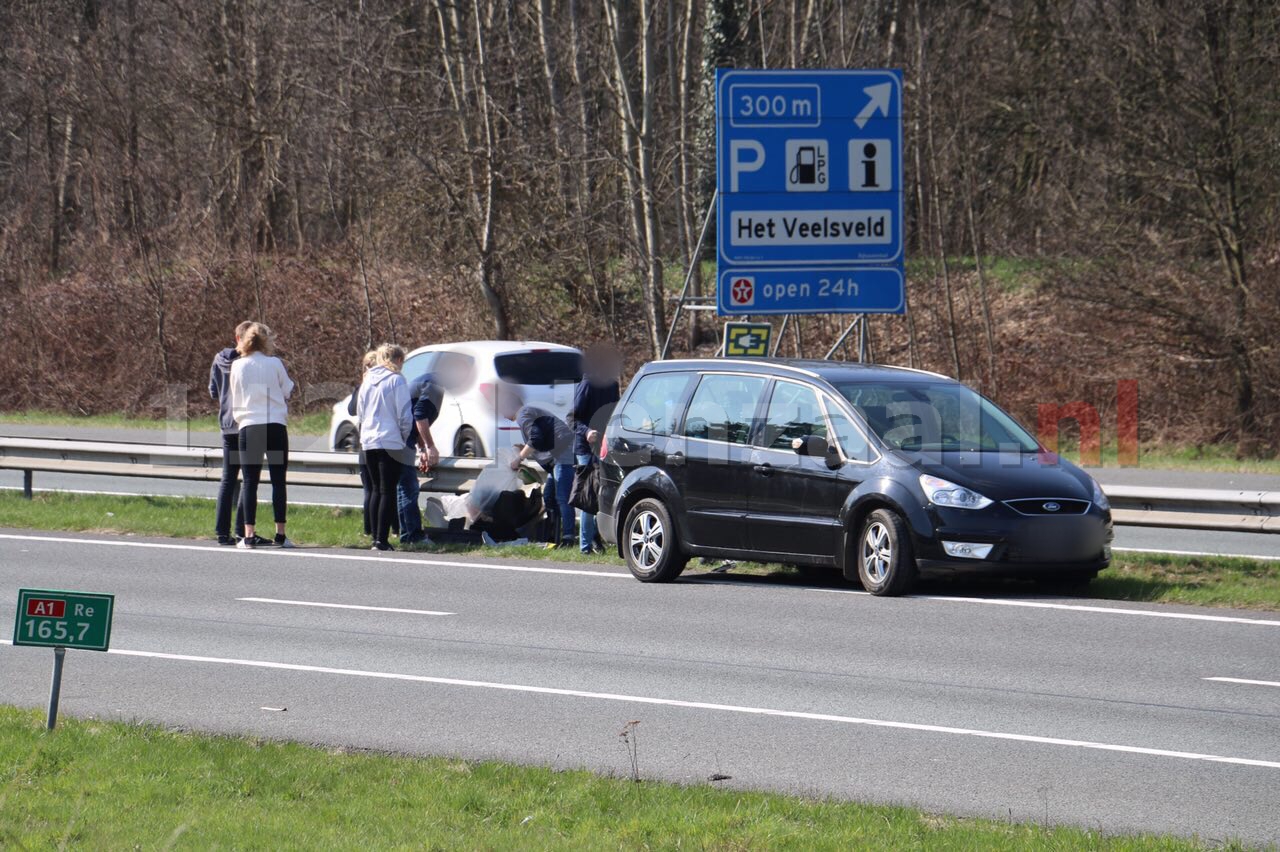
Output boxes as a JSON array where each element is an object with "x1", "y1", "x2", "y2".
[
  {"x1": 623, "y1": 498, "x2": 687, "y2": 583},
  {"x1": 335, "y1": 425, "x2": 359, "y2": 453},
  {"x1": 857, "y1": 509, "x2": 916, "y2": 596},
  {"x1": 454, "y1": 427, "x2": 483, "y2": 459}
]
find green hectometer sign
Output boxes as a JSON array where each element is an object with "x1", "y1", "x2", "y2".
[{"x1": 13, "y1": 589, "x2": 114, "y2": 651}]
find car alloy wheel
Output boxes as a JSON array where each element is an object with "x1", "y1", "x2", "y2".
[
  {"x1": 629, "y1": 510, "x2": 665, "y2": 572},
  {"x1": 622, "y1": 498, "x2": 687, "y2": 583},
  {"x1": 861, "y1": 521, "x2": 892, "y2": 583},
  {"x1": 856, "y1": 508, "x2": 916, "y2": 596}
]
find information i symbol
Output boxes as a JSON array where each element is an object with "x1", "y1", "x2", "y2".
[{"x1": 849, "y1": 138, "x2": 891, "y2": 191}]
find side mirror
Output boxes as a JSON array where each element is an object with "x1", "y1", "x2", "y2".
[{"x1": 792, "y1": 434, "x2": 839, "y2": 465}]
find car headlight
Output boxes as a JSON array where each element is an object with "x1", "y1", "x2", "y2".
[
  {"x1": 919, "y1": 474, "x2": 993, "y2": 510},
  {"x1": 1090, "y1": 477, "x2": 1110, "y2": 511}
]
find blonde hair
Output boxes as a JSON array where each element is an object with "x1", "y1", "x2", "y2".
[
  {"x1": 361, "y1": 349, "x2": 378, "y2": 371},
  {"x1": 235, "y1": 320, "x2": 253, "y2": 341},
  {"x1": 236, "y1": 322, "x2": 274, "y2": 356},
  {"x1": 374, "y1": 343, "x2": 405, "y2": 371}
]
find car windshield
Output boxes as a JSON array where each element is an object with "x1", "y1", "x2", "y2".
[{"x1": 832, "y1": 381, "x2": 1040, "y2": 453}]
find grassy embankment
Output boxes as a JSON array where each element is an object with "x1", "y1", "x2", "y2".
[
  {"x1": 0, "y1": 707, "x2": 1232, "y2": 849},
  {"x1": 1, "y1": 491, "x2": 1276, "y2": 611}
]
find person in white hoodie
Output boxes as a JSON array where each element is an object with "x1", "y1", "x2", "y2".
[
  {"x1": 356, "y1": 343, "x2": 413, "y2": 551},
  {"x1": 229, "y1": 322, "x2": 296, "y2": 549}
]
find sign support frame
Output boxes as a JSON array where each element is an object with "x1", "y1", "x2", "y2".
[{"x1": 47, "y1": 646, "x2": 66, "y2": 730}]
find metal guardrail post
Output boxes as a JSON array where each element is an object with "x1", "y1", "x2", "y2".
[{"x1": 23, "y1": 469, "x2": 32, "y2": 499}]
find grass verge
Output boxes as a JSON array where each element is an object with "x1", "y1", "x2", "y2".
[
  {"x1": 0, "y1": 706, "x2": 1220, "y2": 850},
  {"x1": 1, "y1": 491, "x2": 1278, "y2": 611},
  {"x1": 0, "y1": 410, "x2": 332, "y2": 436}
]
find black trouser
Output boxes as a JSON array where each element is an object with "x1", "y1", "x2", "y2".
[
  {"x1": 358, "y1": 458, "x2": 373, "y2": 535},
  {"x1": 365, "y1": 449, "x2": 401, "y2": 545},
  {"x1": 239, "y1": 423, "x2": 289, "y2": 527},
  {"x1": 215, "y1": 433, "x2": 246, "y2": 539}
]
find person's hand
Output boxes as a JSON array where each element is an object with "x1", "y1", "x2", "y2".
[
  {"x1": 508, "y1": 455, "x2": 523, "y2": 471},
  {"x1": 586, "y1": 429, "x2": 599, "y2": 443},
  {"x1": 417, "y1": 449, "x2": 430, "y2": 473},
  {"x1": 426, "y1": 447, "x2": 440, "y2": 468}
]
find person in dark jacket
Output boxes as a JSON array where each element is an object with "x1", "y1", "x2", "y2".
[
  {"x1": 208, "y1": 321, "x2": 252, "y2": 546},
  {"x1": 396, "y1": 371, "x2": 444, "y2": 545},
  {"x1": 569, "y1": 343, "x2": 622, "y2": 553},
  {"x1": 502, "y1": 388, "x2": 577, "y2": 547}
]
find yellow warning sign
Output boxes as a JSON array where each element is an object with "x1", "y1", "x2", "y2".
[{"x1": 724, "y1": 322, "x2": 772, "y2": 358}]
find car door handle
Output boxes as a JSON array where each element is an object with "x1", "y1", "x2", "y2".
[
  {"x1": 753, "y1": 463, "x2": 773, "y2": 476},
  {"x1": 667, "y1": 452, "x2": 686, "y2": 467}
]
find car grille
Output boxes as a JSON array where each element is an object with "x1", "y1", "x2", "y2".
[{"x1": 1004, "y1": 498, "x2": 1091, "y2": 516}]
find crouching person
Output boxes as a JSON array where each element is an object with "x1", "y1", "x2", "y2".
[{"x1": 501, "y1": 388, "x2": 577, "y2": 548}]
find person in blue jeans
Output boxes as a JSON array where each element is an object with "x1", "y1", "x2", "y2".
[
  {"x1": 396, "y1": 372, "x2": 444, "y2": 544},
  {"x1": 504, "y1": 389, "x2": 577, "y2": 547},
  {"x1": 207, "y1": 321, "x2": 252, "y2": 546},
  {"x1": 570, "y1": 344, "x2": 622, "y2": 553}
]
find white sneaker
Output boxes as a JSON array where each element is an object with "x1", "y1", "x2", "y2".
[
  {"x1": 275, "y1": 537, "x2": 297, "y2": 549},
  {"x1": 236, "y1": 538, "x2": 256, "y2": 550}
]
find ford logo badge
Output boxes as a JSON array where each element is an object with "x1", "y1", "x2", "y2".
[{"x1": 1043, "y1": 502, "x2": 1061, "y2": 512}]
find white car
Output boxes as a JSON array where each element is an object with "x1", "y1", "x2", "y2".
[{"x1": 330, "y1": 340, "x2": 584, "y2": 457}]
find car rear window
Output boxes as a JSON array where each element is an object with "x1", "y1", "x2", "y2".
[
  {"x1": 618, "y1": 372, "x2": 695, "y2": 436},
  {"x1": 494, "y1": 351, "x2": 583, "y2": 385}
]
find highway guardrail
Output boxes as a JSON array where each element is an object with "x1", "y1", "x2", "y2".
[
  {"x1": 0, "y1": 437, "x2": 498, "y2": 497},
  {"x1": 0, "y1": 437, "x2": 1275, "y2": 534}
]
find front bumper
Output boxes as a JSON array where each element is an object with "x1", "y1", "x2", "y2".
[{"x1": 911, "y1": 503, "x2": 1112, "y2": 577}]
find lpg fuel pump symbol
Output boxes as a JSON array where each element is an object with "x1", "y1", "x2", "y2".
[{"x1": 785, "y1": 139, "x2": 828, "y2": 192}]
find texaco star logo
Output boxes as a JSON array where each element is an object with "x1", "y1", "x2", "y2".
[{"x1": 731, "y1": 276, "x2": 754, "y2": 307}]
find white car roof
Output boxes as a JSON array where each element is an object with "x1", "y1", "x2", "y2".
[{"x1": 404, "y1": 340, "x2": 580, "y2": 360}]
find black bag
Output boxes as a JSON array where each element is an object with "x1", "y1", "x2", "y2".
[{"x1": 568, "y1": 459, "x2": 600, "y2": 515}]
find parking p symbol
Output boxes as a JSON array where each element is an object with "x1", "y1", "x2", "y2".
[{"x1": 729, "y1": 140, "x2": 765, "y2": 192}]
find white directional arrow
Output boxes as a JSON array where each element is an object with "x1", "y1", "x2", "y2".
[{"x1": 854, "y1": 82, "x2": 892, "y2": 129}]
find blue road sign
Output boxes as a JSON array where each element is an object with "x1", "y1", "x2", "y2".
[
  {"x1": 718, "y1": 267, "x2": 905, "y2": 315},
  {"x1": 716, "y1": 69, "x2": 905, "y2": 315}
]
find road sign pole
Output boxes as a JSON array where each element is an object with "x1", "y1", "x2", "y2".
[
  {"x1": 661, "y1": 190, "x2": 719, "y2": 360},
  {"x1": 47, "y1": 646, "x2": 66, "y2": 730},
  {"x1": 858, "y1": 315, "x2": 868, "y2": 363}
]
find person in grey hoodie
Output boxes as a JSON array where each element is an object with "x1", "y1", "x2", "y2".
[
  {"x1": 356, "y1": 343, "x2": 413, "y2": 551},
  {"x1": 208, "y1": 321, "x2": 252, "y2": 545}
]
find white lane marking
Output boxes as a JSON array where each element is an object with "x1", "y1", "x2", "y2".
[
  {"x1": 2, "y1": 638, "x2": 1276, "y2": 770},
  {"x1": 0, "y1": 533, "x2": 627, "y2": 579},
  {"x1": 4, "y1": 532, "x2": 1278, "y2": 626},
  {"x1": 807, "y1": 588, "x2": 1280, "y2": 627},
  {"x1": 1114, "y1": 546, "x2": 1280, "y2": 563},
  {"x1": 237, "y1": 597, "x2": 454, "y2": 616},
  {"x1": 1205, "y1": 677, "x2": 1280, "y2": 689}
]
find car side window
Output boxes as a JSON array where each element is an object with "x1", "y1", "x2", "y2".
[
  {"x1": 682, "y1": 374, "x2": 768, "y2": 445},
  {"x1": 402, "y1": 352, "x2": 437, "y2": 387},
  {"x1": 761, "y1": 381, "x2": 826, "y2": 450},
  {"x1": 824, "y1": 398, "x2": 875, "y2": 462},
  {"x1": 618, "y1": 372, "x2": 694, "y2": 436}
]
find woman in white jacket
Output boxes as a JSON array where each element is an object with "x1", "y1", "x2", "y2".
[
  {"x1": 357, "y1": 343, "x2": 413, "y2": 551},
  {"x1": 229, "y1": 322, "x2": 296, "y2": 549}
]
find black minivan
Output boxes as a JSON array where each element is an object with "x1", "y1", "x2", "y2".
[{"x1": 596, "y1": 359, "x2": 1112, "y2": 595}]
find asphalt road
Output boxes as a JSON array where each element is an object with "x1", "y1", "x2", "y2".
[{"x1": 1, "y1": 531, "x2": 1278, "y2": 844}]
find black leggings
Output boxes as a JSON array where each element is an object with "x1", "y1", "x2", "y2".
[
  {"x1": 239, "y1": 423, "x2": 289, "y2": 527},
  {"x1": 365, "y1": 449, "x2": 401, "y2": 545}
]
